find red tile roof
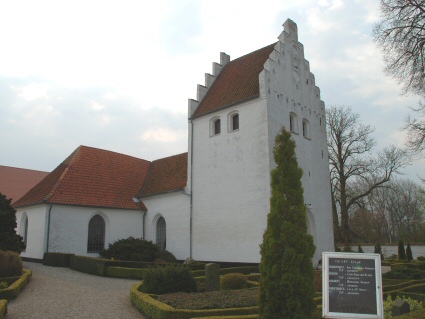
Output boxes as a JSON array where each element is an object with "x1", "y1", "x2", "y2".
[
  {"x1": 0, "y1": 166, "x2": 49, "y2": 204},
  {"x1": 13, "y1": 146, "x2": 151, "y2": 210},
  {"x1": 192, "y1": 42, "x2": 276, "y2": 118},
  {"x1": 138, "y1": 153, "x2": 188, "y2": 197}
]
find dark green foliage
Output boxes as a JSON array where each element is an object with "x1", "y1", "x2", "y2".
[
  {"x1": 140, "y1": 265, "x2": 198, "y2": 295},
  {"x1": 0, "y1": 282, "x2": 7, "y2": 289},
  {"x1": 407, "y1": 243, "x2": 413, "y2": 262},
  {"x1": 259, "y1": 128, "x2": 316, "y2": 319},
  {"x1": 374, "y1": 243, "x2": 384, "y2": 260},
  {"x1": 100, "y1": 237, "x2": 176, "y2": 262},
  {"x1": 221, "y1": 273, "x2": 248, "y2": 290},
  {"x1": 0, "y1": 193, "x2": 25, "y2": 253},
  {"x1": 398, "y1": 240, "x2": 407, "y2": 260},
  {"x1": 358, "y1": 244, "x2": 364, "y2": 253},
  {"x1": 0, "y1": 251, "x2": 23, "y2": 277},
  {"x1": 43, "y1": 252, "x2": 74, "y2": 267}
]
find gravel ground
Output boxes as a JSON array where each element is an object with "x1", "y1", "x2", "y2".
[{"x1": 6, "y1": 262, "x2": 147, "y2": 319}]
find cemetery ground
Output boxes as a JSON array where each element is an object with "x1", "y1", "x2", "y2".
[{"x1": 3, "y1": 255, "x2": 425, "y2": 318}]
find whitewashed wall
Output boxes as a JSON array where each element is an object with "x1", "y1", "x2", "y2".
[
  {"x1": 188, "y1": 20, "x2": 334, "y2": 265},
  {"x1": 142, "y1": 191, "x2": 190, "y2": 260},
  {"x1": 48, "y1": 205, "x2": 144, "y2": 256},
  {"x1": 262, "y1": 20, "x2": 334, "y2": 265},
  {"x1": 16, "y1": 205, "x2": 48, "y2": 260},
  {"x1": 16, "y1": 204, "x2": 145, "y2": 259},
  {"x1": 190, "y1": 98, "x2": 271, "y2": 263}
]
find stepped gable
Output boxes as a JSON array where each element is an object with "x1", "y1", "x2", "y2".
[
  {"x1": 13, "y1": 146, "x2": 150, "y2": 210},
  {"x1": 191, "y1": 42, "x2": 276, "y2": 118},
  {"x1": 138, "y1": 152, "x2": 188, "y2": 197}
]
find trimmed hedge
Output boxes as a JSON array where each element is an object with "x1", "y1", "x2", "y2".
[
  {"x1": 70, "y1": 255, "x2": 110, "y2": 276},
  {"x1": 0, "y1": 300, "x2": 7, "y2": 319},
  {"x1": 70, "y1": 255, "x2": 167, "y2": 277},
  {"x1": 130, "y1": 282, "x2": 259, "y2": 319},
  {"x1": 105, "y1": 266, "x2": 148, "y2": 279},
  {"x1": 43, "y1": 252, "x2": 74, "y2": 267},
  {"x1": 0, "y1": 269, "x2": 32, "y2": 300},
  {"x1": 192, "y1": 266, "x2": 259, "y2": 278}
]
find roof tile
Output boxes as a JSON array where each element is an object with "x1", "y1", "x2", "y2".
[
  {"x1": 192, "y1": 43, "x2": 276, "y2": 118},
  {"x1": 138, "y1": 153, "x2": 187, "y2": 197},
  {"x1": 13, "y1": 146, "x2": 150, "y2": 210}
]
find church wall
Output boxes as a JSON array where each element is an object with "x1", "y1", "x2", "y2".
[
  {"x1": 262, "y1": 21, "x2": 334, "y2": 265},
  {"x1": 191, "y1": 98, "x2": 271, "y2": 263},
  {"x1": 16, "y1": 205, "x2": 48, "y2": 260},
  {"x1": 142, "y1": 191, "x2": 190, "y2": 261},
  {"x1": 47, "y1": 205, "x2": 144, "y2": 257}
]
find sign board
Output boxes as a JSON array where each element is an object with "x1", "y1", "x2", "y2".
[{"x1": 322, "y1": 252, "x2": 383, "y2": 319}]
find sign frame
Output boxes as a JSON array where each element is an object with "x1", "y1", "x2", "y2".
[{"x1": 322, "y1": 252, "x2": 384, "y2": 319}]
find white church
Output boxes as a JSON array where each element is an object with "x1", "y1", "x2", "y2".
[{"x1": 14, "y1": 19, "x2": 334, "y2": 267}]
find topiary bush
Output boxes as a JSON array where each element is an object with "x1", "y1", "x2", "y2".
[
  {"x1": 221, "y1": 273, "x2": 248, "y2": 290},
  {"x1": 407, "y1": 243, "x2": 413, "y2": 262},
  {"x1": 398, "y1": 240, "x2": 407, "y2": 260},
  {"x1": 0, "y1": 251, "x2": 22, "y2": 278},
  {"x1": 99, "y1": 237, "x2": 176, "y2": 262},
  {"x1": 140, "y1": 265, "x2": 198, "y2": 295}
]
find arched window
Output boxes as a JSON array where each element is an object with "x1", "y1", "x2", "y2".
[
  {"x1": 302, "y1": 119, "x2": 310, "y2": 139},
  {"x1": 214, "y1": 118, "x2": 221, "y2": 135},
  {"x1": 231, "y1": 113, "x2": 239, "y2": 131},
  {"x1": 290, "y1": 112, "x2": 298, "y2": 133},
  {"x1": 156, "y1": 217, "x2": 166, "y2": 250},
  {"x1": 87, "y1": 215, "x2": 105, "y2": 253},
  {"x1": 210, "y1": 117, "x2": 221, "y2": 136}
]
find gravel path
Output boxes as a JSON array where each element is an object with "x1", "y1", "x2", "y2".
[{"x1": 6, "y1": 262, "x2": 147, "y2": 319}]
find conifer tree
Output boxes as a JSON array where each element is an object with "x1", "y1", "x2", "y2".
[
  {"x1": 406, "y1": 243, "x2": 413, "y2": 262},
  {"x1": 259, "y1": 127, "x2": 316, "y2": 319},
  {"x1": 0, "y1": 192, "x2": 25, "y2": 253},
  {"x1": 398, "y1": 240, "x2": 406, "y2": 260}
]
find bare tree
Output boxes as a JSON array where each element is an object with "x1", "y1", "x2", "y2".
[
  {"x1": 373, "y1": 0, "x2": 425, "y2": 95},
  {"x1": 327, "y1": 105, "x2": 409, "y2": 247},
  {"x1": 404, "y1": 102, "x2": 425, "y2": 156},
  {"x1": 374, "y1": 0, "x2": 425, "y2": 157}
]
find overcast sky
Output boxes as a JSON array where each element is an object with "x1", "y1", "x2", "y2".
[{"x1": 1, "y1": 0, "x2": 424, "y2": 183}]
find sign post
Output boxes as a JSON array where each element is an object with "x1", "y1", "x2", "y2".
[{"x1": 322, "y1": 252, "x2": 384, "y2": 318}]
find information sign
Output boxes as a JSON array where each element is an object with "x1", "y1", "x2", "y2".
[{"x1": 322, "y1": 252, "x2": 383, "y2": 318}]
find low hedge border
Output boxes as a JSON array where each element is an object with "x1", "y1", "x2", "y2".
[
  {"x1": 0, "y1": 300, "x2": 7, "y2": 319},
  {"x1": 69, "y1": 255, "x2": 169, "y2": 277},
  {"x1": 105, "y1": 266, "x2": 148, "y2": 279},
  {"x1": 43, "y1": 252, "x2": 75, "y2": 267},
  {"x1": 0, "y1": 269, "x2": 32, "y2": 300},
  {"x1": 192, "y1": 266, "x2": 259, "y2": 278},
  {"x1": 130, "y1": 282, "x2": 258, "y2": 319}
]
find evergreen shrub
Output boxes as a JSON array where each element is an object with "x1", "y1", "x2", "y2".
[
  {"x1": 100, "y1": 237, "x2": 176, "y2": 262},
  {"x1": 0, "y1": 251, "x2": 22, "y2": 278},
  {"x1": 140, "y1": 265, "x2": 198, "y2": 295},
  {"x1": 398, "y1": 240, "x2": 407, "y2": 260},
  {"x1": 407, "y1": 243, "x2": 413, "y2": 262},
  {"x1": 0, "y1": 193, "x2": 24, "y2": 253},
  {"x1": 259, "y1": 128, "x2": 316, "y2": 319},
  {"x1": 221, "y1": 273, "x2": 248, "y2": 290}
]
